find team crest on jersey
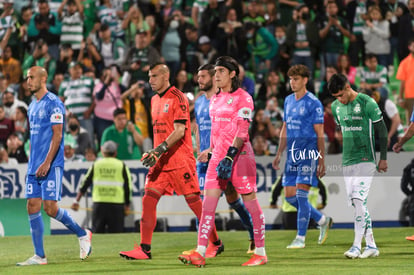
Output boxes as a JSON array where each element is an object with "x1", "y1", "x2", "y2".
[
  {"x1": 180, "y1": 104, "x2": 187, "y2": 112},
  {"x1": 238, "y1": 107, "x2": 252, "y2": 119},
  {"x1": 353, "y1": 103, "x2": 361, "y2": 114},
  {"x1": 299, "y1": 107, "x2": 305, "y2": 115},
  {"x1": 38, "y1": 109, "x2": 45, "y2": 119},
  {"x1": 227, "y1": 97, "x2": 233, "y2": 104},
  {"x1": 316, "y1": 107, "x2": 323, "y2": 115},
  {"x1": 163, "y1": 104, "x2": 169, "y2": 113}
]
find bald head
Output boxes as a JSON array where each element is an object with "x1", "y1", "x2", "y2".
[
  {"x1": 27, "y1": 66, "x2": 48, "y2": 98},
  {"x1": 148, "y1": 63, "x2": 171, "y2": 94}
]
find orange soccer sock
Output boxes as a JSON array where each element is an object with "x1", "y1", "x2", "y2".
[
  {"x1": 186, "y1": 194, "x2": 220, "y2": 243},
  {"x1": 140, "y1": 190, "x2": 161, "y2": 247}
]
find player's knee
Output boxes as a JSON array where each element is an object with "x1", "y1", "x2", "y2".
[
  {"x1": 43, "y1": 203, "x2": 58, "y2": 217},
  {"x1": 143, "y1": 189, "x2": 162, "y2": 201}
]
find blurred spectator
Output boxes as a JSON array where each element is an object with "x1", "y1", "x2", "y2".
[
  {"x1": 59, "y1": 61, "x2": 95, "y2": 143},
  {"x1": 122, "y1": 29, "x2": 161, "y2": 85},
  {"x1": 0, "y1": 104, "x2": 14, "y2": 147},
  {"x1": 249, "y1": 108, "x2": 279, "y2": 147},
  {"x1": 286, "y1": 4, "x2": 319, "y2": 79},
  {"x1": 252, "y1": 135, "x2": 270, "y2": 156},
  {"x1": 96, "y1": 23, "x2": 126, "y2": 68},
  {"x1": 256, "y1": 69, "x2": 287, "y2": 110},
  {"x1": 244, "y1": 22, "x2": 278, "y2": 81},
  {"x1": 2, "y1": 90, "x2": 28, "y2": 120},
  {"x1": 337, "y1": 54, "x2": 357, "y2": 86},
  {"x1": 0, "y1": 0, "x2": 20, "y2": 59},
  {"x1": 58, "y1": 0, "x2": 84, "y2": 55},
  {"x1": 396, "y1": 38, "x2": 414, "y2": 124},
  {"x1": 47, "y1": 72, "x2": 64, "y2": 95},
  {"x1": 191, "y1": 0, "x2": 211, "y2": 29},
  {"x1": 359, "y1": 54, "x2": 389, "y2": 99},
  {"x1": 18, "y1": 5, "x2": 33, "y2": 60},
  {"x1": 64, "y1": 133, "x2": 85, "y2": 162},
  {"x1": 194, "y1": 35, "x2": 219, "y2": 70},
  {"x1": 27, "y1": 0, "x2": 62, "y2": 60},
  {"x1": 78, "y1": 38, "x2": 103, "y2": 76},
  {"x1": 122, "y1": 4, "x2": 149, "y2": 47},
  {"x1": 362, "y1": 88, "x2": 404, "y2": 150},
  {"x1": 160, "y1": 15, "x2": 183, "y2": 81},
  {"x1": 243, "y1": 1, "x2": 265, "y2": 25},
  {"x1": 398, "y1": 0, "x2": 414, "y2": 62},
  {"x1": 0, "y1": 72, "x2": 8, "y2": 104},
  {"x1": 97, "y1": 0, "x2": 124, "y2": 38},
  {"x1": 317, "y1": 1, "x2": 351, "y2": 80},
  {"x1": 6, "y1": 132, "x2": 27, "y2": 163},
  {"x1": 101, "y1": 108, "x2": 143, "y2": 160},
  {"x1": 56, "y1": 43, "x2": 76, "y2": 75},
  {"x1": 121, "y1": 81, "x2": 153, "y2": 152},
  {"x1": 93, "y1": 65, "x2": 125, "y2": 145},
  {"x1": 22, "y1": 39, "x2": 56, "y2": 83},
  {"x1": 230, "y1": 65, "x2": 252, "y2": 99},
  {"x1": 323, "y1": 97, "x2": 341, "y2": 154},
  {"x1": 14, "y1": 106, "x2": 29, "y2": 142},
  {"x1": 0, "y1": 45, "x2": 22, "y2": 84},
  {"x1": 199, "y1": 0, "x2": 222, "y2": 44},
  {"x1": 273, "y1": 25, "x2": 290, "y2": 78},
  {"x1": 173, "y1": 69, "x2": 195, "y2": 94},
  {"x1": 17, "y1": 77, "x2": 33, "y2": 105},
  {"x1": 346, "y1": 0, "x2": 375, "y2": 67},
  {"x1": 400, "y1": 158, "x2": 414, "y2": 226},
  {"x1": 66, "y1": 114, "x2": 94, "y2": 155},
  {"x1": 318, "y1": 65, "x2": 338, "y2": 104},
  {"x1": 380, "y1": 0, "x2": 408, "y2": 67},
  {"x1": 362, "y1": 5, "x2": 390, "y2": 67},
  {"x1": 216, "y1": 7, "x2": 245, "y2": 62},
  {"x1": 182, "y1": 25, "x2": 199, "y2": 74},
  {"x1": 0, "y1": 146, "x2": 17, "y2": 164},
  {"x1": 82, "y1": 0, "x2": 98, "y2": 38},
  {"x1": 84, "y1": 147, "x2": 97, "y2": 162},
  {"x1": 278, "y1": 0, "x2": 302, "y2": 27}
]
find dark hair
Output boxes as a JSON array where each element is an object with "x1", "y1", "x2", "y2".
[
  {"x1": 215, "y1": 56, "x2": 240, "y2": 92},
  {"x1": 113, "y1": 108, "x2": 126, "y2": 117},
  {"x1": 198, "y1": 63, "x2": 215, "y2": 77},
  {"x1": 327, "y1": 73, "x2": 348, "y2": 95},
  {"x1": 100, "y1": 23, "x2": 110, "y2": 32},
  {"x1": 365, "y1": 53, "x2": 377, "y2": 61},
  {"x1": 21, "y1": 5, "x2": 32, "y2": 14},
  {"x1": 67, "y1": 113, "x2": 80, "y2": 122},
  {"x1": 287, "y1": 64, "x2": 310, "y2": 78},
  {"x1": 16, "y1": 106, "x2": 27, "y2": 118}
]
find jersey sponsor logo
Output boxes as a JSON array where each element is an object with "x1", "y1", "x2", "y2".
[
  {"x1": 238, "y1": 107, "x2": 252, "y2": 119},
  {"x1": 51, "y1": 113, "x2": 64, "y2": 123},
  {"x1": 214, "y1": 116, "x2": 231, "y2": 122},
  {"x1": 341, "y1": 125, "x2": 363, "y2": 132},
  {"x1": 163, "y1": 104, "x2": 169, "y2": 113},
  {"x1": 289, "y1": 140, "x2": 322, "y2": 163}
]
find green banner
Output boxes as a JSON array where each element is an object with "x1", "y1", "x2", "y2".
[{"x1": 0, "y1": 199, "x2": 50, "y2": 236}]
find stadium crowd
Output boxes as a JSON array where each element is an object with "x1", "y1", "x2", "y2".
[{"x1": 0, "y1": 0, "x2": 414, "y2": 163}]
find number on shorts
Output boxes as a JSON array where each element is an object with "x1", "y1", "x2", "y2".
[{"x1": 27, "y1": 183, "x2": 33, "y2": 194}]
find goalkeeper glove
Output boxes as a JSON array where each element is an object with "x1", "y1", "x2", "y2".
[
  {"x1": 141, "y1": 141, "x2": 168, "y2": 167},
  {"x1": 216, "y1": 146, "x2": 238, "y2": 179}
]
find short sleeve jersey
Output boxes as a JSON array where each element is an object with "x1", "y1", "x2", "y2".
[
  {"x1": 28, "y1": 92, "x2": 65, "y2": 175},
  {"x1": 331, "y1": 93, "x2": 383, "y2": 166},
  {"x1": 283, "y1": 92, "x2": 324, "y2": 163},
  {"x1": 209, "y1": 88, "x2": 254, "y2": 161},
  {"x1": 194, "y1": 94, "x2": 211, "y2": 152},
  {"x1": 151, "y1": 86, "x2": 195, "y2": 170}
]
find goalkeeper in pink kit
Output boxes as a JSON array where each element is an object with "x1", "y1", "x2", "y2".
[{"x1": 178, "y1": 56, "x2": 267, "y2": 267}]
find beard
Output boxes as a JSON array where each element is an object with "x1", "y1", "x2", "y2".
[{"x1": 199, "y1": 80, "x2": 213, "y2": 92}]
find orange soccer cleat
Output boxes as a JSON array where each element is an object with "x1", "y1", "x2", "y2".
[
  {"x1": 205, "y1": 240, "x2": 224, "y2": 258},
  {"x1": 242, "y1": 254, "x2": 268, "y2": 266},
  {"x1": 119, "y1": 243, "x2": 151, "y2": 260},
  {"x1": 406, "y1": 235, "x2": 414, "y2": 241},
  {"x1": 178, "y1": 250, "x2": 205, "y2": 268}
]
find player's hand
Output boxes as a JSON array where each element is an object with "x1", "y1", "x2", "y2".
[
  {"x1": 317, "y1": 203, "x2": 325, "y2": 210},
  {"x1": 216, "y1": 156, "x2": 233, "y2": 179},
  {"x1": 393, "y1": 142, "x2": 403, "y2": 153},
  {"x1": 269, "y1": 204, "x2": 278, "y2": 209},
  {"x1": 272, "y1": 155, "x2": 281, "y2": 170},
  {"x1": 317, "y1": 159, "x2": 326, "y2": 178},
  {"x1": 197, "y1": 149, "x2": 211, "y2": 163},
  {"x1": 216, "y1": 147, "x2": 238, "y2": 179},
  {"x1": 124, "y1": 205, "x2": 130, "y2": 216},
  {"x1": 71, "y1": 202, "x2": 79, "y2": 211},
  {"x1": 36, "y1": 162, "x2": 50, "y2": 178},
  {"x1": 141, "y1": 141, "x2": 168, "y2": 167},
  {"x1": 377, "y1": 159, "x2": 388, "y2": 173}
]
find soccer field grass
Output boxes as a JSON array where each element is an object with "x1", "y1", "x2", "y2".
[{"x1": 1, "y1": 228, "x2": 414, "y2": 274}]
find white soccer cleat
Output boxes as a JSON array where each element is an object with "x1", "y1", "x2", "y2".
[
  {"x1": 318, "y1": 217, "x2": 333, "y2": 244},
  {"x1": 79, "y1": 229, "x2": 92, "y2": 260},
  {"x1": 344, "y1": 246, "x2": 361, "y2": 259},
  {"x1": 16, "y1": 255, "x2": 47, "y2": 266},
  {"x1": 286, "y1": 238, "x2": 305, "y2": 249},
  {"x1": 359, "y1": 246, "x2": 379, "y2": 258}
]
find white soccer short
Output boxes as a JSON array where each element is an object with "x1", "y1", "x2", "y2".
[{"x1": 342, "y1": 162, "x2": 376, "y2": 206}]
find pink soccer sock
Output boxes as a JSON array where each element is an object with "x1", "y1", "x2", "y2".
[
  {"x1": 244, "y1": 199, "x2": 265, "y2": 248},
  {"x1": 197, "y1": 196, "x2": 219, "y2": 247}
]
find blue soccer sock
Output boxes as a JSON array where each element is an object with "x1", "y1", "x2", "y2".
[
  {"x1": 296, "y1": 189, "x2": 311, "y2": 237},
  {"x1": 229, "y1": 197, "x2": 254, "y2": 240},
  {"x1": 310, "y1": 205, "x2": 323, "y2": 224},
  {"x1": 29, "y1": 212, "x2": 45, "y2": 258},
  {"x1": 54, "y1": 208, "x2": 85, "y2": 237},
  {"x1": 285, "y1": 195, "x2": 299, "y2": 209}
]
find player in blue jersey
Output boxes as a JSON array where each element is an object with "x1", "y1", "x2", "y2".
[
  {"x1": 17, "y1": 67, "x2": 92, "y2": 266},
  {"x1": 189, "y1": 63, "x2": 255, "y2": 256},
  {"x1": 273, "y1": 64, "x2": 332, "y2": 249}
]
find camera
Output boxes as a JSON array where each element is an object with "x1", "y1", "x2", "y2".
[{"x1": 137, "y1": 81, "x2": 145, "y2": 88}]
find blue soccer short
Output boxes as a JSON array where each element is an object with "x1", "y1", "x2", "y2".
[
  {"x1": 282, "y1": 158, "x2": 318, "y2": 187},
  {"x1": 26, "y1": 166, "x2": 63, "y2": 201}
]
